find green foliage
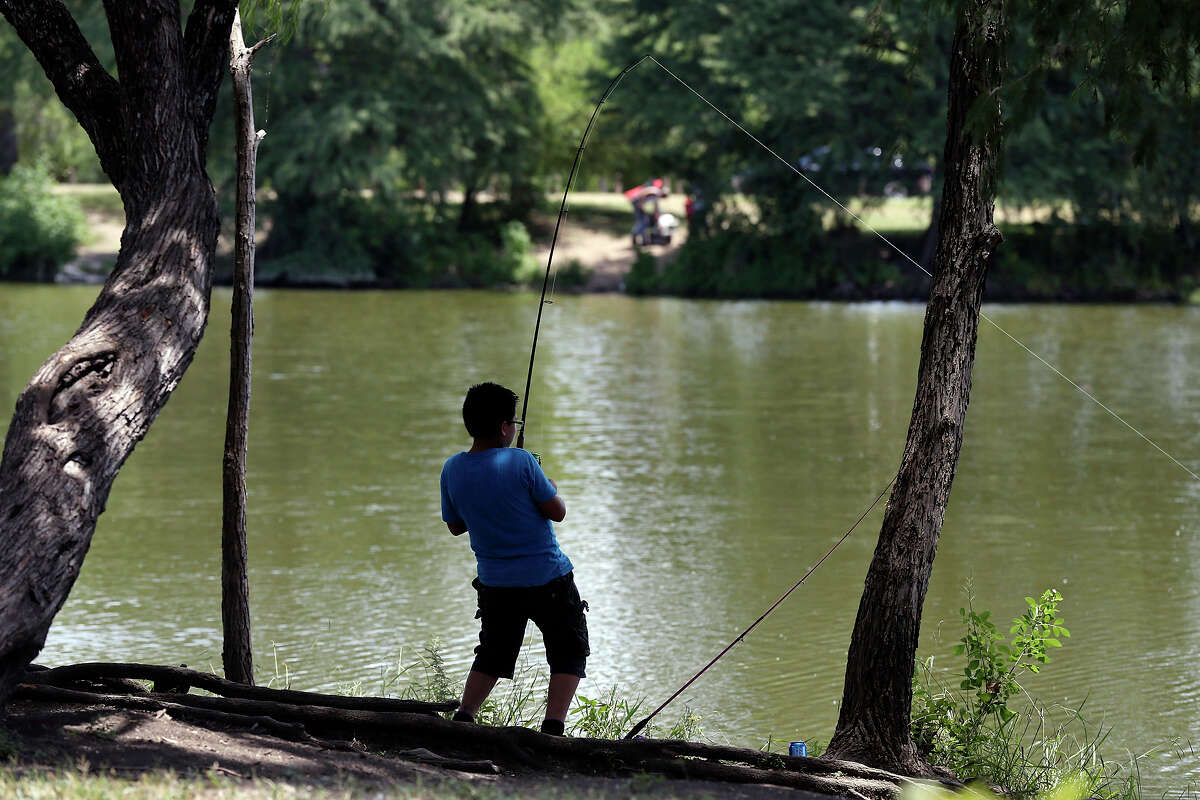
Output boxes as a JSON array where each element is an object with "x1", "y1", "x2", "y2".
[
  {"x1": 254, "y1": 193, "x2": 539, "y2": 288},
  {"x1": 500, "y1": 220, "x2": 541, "y2": 285},
  {"x1": 0, "y1": 2, "x2": 109, "y2": 182},
  {"x1": 989, "y1": 222, "x2": 1199, "y2": 301},
  {"x1": 909, "y1": 587, "x2": 1175, "y2": 800},
  {"x1": 952, "y1": 589, "x2": 1069, "y2": 726},
  {"x1": 553, "y1": 259, "x2": 592, "y2": 291},
  {"x1": 0, "y1": 166, "x2": 85, "y2": 280},
  {"x1": 358, "y1": 640, "x2": 703, "y2": 740},
  {"x1": 570, "y1": 688, "x2": 645, "y2": 739},
  {"x1": 212, "y1": 0, "x2": 584, "y2": 275}
]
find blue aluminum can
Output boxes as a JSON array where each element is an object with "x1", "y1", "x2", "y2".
[{"x1": 789, "y1": 741, "x2": 807, "y2": 758}]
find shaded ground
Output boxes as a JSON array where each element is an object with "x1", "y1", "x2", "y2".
[
  {"x1": 531, "y1": 220, "x2": 686, "y2": 292},
  {"x1": 2, "y1": 698, "x2": 829, "y2": 800}
]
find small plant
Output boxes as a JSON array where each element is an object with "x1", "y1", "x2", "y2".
[
  {"x1": 570, "y1": 688, "x2": 644, "y2": 739},
  {"x1": 909, "y1": 586, "x2": 1180, "y2": 800},
  {"x1": 267, "y1": 641, "x2": 292, "y2": 690},
  {"x1": 955, "y1": 588, "x2": 1070, "y2": 727},
  {"x1": 913, "y1": 587, "x2": 1071, "y2": 777},
  {"x1": 665, "y1": 705, "x2": 704, "y2": 741}
]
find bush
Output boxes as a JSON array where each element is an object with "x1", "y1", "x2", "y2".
[
  {"x1": 911, "y1": 586, "x2": 1169, "y2": 800},
  {"x1": 0, "y1": 165, "x2": 85, "y2": 281},
  {"x1": 258, "y1": 195, "x2": 542, "y2": 289}
]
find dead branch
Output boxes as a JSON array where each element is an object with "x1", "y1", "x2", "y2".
[{"x1": 26, "y1": 662, "x2": 456, "y2": 715}]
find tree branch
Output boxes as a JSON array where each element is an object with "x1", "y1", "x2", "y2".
[
  {"x1": 0, "y1": 0, "x2": 125, "y2": 187},
  {"x1": 184, "y1": 0, "x2": 239, "y2": 159}
]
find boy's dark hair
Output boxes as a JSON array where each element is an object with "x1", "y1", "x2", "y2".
[{"x1": 462, "y1": 382, "x2": 518, "y2": 439}]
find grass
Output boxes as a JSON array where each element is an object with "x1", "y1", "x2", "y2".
[
  {"x1": 51, "y1": 183, "x2": 124, "y2": 217},
  {"x1": 0, "y1": 767, "x2": 725, "y2": 800},
  {"x1": 328, "y1": 640, "x2": 703, "y2": 742}
]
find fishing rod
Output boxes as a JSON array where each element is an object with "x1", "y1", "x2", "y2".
[
  {"x1": 624, "y1": 474, "x2": 896, "y2": 739},
  {"x1": 516, "y1": 55, "x2": 651, "y2": 453}
]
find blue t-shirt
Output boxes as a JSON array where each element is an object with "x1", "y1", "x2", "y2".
[{"x1": 440, "y1": 447, "x2": 573, "y2": 587}]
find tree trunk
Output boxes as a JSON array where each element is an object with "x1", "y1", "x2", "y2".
[
  {"x1": 221, "y1": 9, "x2": 270, "y2": 687},
  {"x1": 824, "y1": 0, "x2": 1006, "y2": 776},
  {"x1": 0, "y1": 107, "x2": 16, "y2": 176},
  {"x1": 458, "y1": 181, "x2": 479, "y2": 232},
  {"x1": 0, "y1": 0, "x2": 237, "y2": 705}
]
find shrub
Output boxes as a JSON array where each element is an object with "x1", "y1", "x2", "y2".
[
  {"x1": 500, "y1": 219, "x2": 541, "y2": 285},
  {"x1": 0, "y1": 165, "x2": 85, "y2": 281},
  {"x1": 258, "y1": 195, "x2": 543, "y2": 289},
  {"x1": 911, "y1": 587, "x2": 1165, "y2": 800}
]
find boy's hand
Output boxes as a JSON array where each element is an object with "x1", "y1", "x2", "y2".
[{"x1": 547, "y1": 478, "x2": 557, "y2": 490}]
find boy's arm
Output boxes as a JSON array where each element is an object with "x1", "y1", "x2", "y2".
[
  {"x1": 440, "y1": 463, "x2": 467, "y2": 535},
  {"x1": 537, "y1": 477, "x2": 566, "y2": 522}
]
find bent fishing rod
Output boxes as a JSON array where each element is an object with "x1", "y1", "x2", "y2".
[{"x1": 516, "y1": 55, "x2": 650, "y2": 453}]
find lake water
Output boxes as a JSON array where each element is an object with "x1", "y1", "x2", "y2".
[{"x1": 3, "y1": 286, "x2": 1197, "y2": 791}]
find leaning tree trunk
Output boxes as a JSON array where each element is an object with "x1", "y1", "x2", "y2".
[
  {"x1": 0, "y1": 0, "x2": 237, "y2": 704},
  {"x1": 221, "y1": 9, "x2": 273, "y2": 687},
  {"x1": 824, "y1": 0, "x2": 1006, "y2": 776}
]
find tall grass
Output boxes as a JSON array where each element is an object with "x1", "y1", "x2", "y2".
[{"x1": 330, "y1": 639, "x2": 703, "y2": 741}]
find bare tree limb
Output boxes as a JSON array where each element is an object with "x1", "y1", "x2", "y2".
[{"x1": 184, "y1": 0, "x2": 239, "y2": 158}]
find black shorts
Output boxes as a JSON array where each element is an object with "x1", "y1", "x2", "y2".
[{"x1": 471, "y1": 571, "x2": 590, "y2": 679}]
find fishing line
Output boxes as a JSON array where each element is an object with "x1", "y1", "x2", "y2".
[
  {"x1": 644, "y1": 53, "x2": 1200, "y2": 485},
  {"x1": 518, "y1": 52, "x2": 1198, "y2": 738}
]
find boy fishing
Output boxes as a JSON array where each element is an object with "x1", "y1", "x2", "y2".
[{"x1": 440, "y1": 382, "x2": 589, "y2": 736}]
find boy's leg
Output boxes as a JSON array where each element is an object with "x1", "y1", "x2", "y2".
[
  {"x1": 545, "y1": 672, "x2": 581, "y2": 722},
  {"x1": 530, "y1": 573, "x2": 590, "y2": 734},
  {"x1": 459, "y1": 579, "x2": 527, "y2": 721},
  {"x1": 458, "y1": 670, "x2": 499, "y2": 718}
]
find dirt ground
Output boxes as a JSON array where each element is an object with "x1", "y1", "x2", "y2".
[
  {"x1": 2, "y1": 699, "x2": 830, "y2": 799},
  {"x1": 531, "y1": 217, "x2": 685, "y2": 292}
]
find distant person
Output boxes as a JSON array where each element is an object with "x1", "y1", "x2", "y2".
[
  {"x1": 625, "y1": 178, "x2": 665, "y2": 246},
  {"x1": 439, "y1": 382, "x2": 589, "y2": 737},
  {"x1": 685, "y1": 187, "x2": 707, "y2": 238}
]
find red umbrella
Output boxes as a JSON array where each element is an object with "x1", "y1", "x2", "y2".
[{"x1": 623, "y1": 179, "x2": 665, "y2": 201}]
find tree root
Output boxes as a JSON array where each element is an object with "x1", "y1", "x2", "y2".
[
  {"x1": 26, "y1": 661, "x2": 457, "y2": 715},
  {"x1": 15, "y1": 663, "x2": 933, "y2": 797}
]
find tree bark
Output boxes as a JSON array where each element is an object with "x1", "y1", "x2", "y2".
[
  {"x1": 824, "y1": 0, "x2": 1006, "y2": 776},
  {"x1": 221, "y1": 8, "x2": 271, "y2": 688},
  {"x1": 0, "y1": 0, "x2": 238, "y2": 705}
]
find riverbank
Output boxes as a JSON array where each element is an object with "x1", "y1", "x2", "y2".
[{"x1": 48, "y1": 185, "x2": 1197, "y2": 301}]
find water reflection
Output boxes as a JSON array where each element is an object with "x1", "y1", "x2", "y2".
[{"x1": 2, "y1": 288, "x2": 1195, "y2": 791}]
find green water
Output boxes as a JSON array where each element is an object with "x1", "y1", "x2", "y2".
[{"x1": 3, "y1": 286, "x2": 1197, "y2": 790}]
